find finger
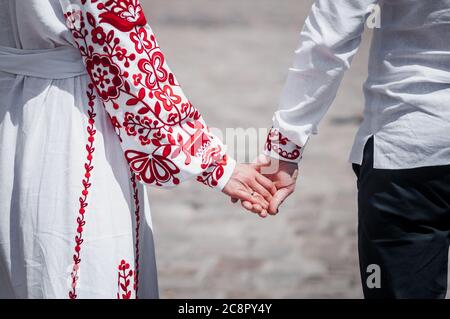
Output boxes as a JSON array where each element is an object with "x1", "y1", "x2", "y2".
[
  {"x1": 268, "y1": 187, "x2": 293, "y2": 215},
  {"x1": 250, "y1": 203, "x2": 268, "y2": 218},
  {"x1": 252, "y1": 192, "x2": 270, "y2": 209},
  {"x1": 241, "y1": 201, "x2": 267, "y2": 218},
  {"x1": 241, "y1": 199, "x2": 263, "y2": 212},
  {"x1": 255, "y1": 173, "x2": 277, "y2": 195},
  {"x1": 249, "y1": 178, "x2": 273, "y2": 202},
  {"x1": 251, "y1": 204, "x2": 266, "y2": 216},
  {"x1": 231, "y1": 198, "x2": 238, "y2": 204},
  {"x1": 241, "y1": 201, "x2": 263, "y2": 215},
  {"x1": 241, "y1": 201, "x2": 254, "y2": 211},
  {"x1": 234, "y1": 189, "x2": 262, "y2": 206},
  {"x1": 258, "y1": 209, "x2": 268, "y2": 218}
]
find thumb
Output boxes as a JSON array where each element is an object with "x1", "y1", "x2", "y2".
[{"x1": 268, "y1": 187, "x2": 293, "y2": 215}]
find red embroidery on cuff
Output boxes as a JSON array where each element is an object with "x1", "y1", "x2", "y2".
[
  {"x1": 197, "y1": 154, "x2": 228, "y2": 188},
  {"x1": 265, "y1": 128, "x2": 302, "y2": 161}
]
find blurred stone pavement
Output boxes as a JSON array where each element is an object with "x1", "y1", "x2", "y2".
[{"x1": 141, "y1": 0, "x2": 450, "y2": 298}]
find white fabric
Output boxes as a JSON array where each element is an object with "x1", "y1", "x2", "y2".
[
  {"x1": 0, "y1": 45, "x2": 86, "y2": 79},
  {"x1": 0, "y1": 0, "x2": 235, "y2": 299},
  {"x1": 273, "y1": 0, "x2": 450, "y2": 169}
]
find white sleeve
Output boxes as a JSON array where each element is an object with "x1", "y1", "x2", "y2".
[
  {"x1": 266, "y1": 0, "x2": 380, "y2": 163},
  {"x1": 60, "y1": 0, "x2": 236, "y2": 190}
]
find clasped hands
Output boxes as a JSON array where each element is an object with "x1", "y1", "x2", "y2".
[{"x1": 223, "y1": 156, "x2": 299, "y2": 218}]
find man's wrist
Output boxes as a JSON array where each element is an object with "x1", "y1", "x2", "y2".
[{"x1": 264, "y1": 128, "x2": 304, "y2": 164}]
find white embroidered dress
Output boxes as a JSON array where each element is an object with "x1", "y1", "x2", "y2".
[{"x1": 0, "y1": 0, "x2": 235, "y2": 299}]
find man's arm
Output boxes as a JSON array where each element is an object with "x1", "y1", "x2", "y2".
[
  {"x1": 269, "y1": 0, "x2": 379, "y2": 157},
  {"x1": 259, "y1": 0, "x2": 380, "y2": 214}
]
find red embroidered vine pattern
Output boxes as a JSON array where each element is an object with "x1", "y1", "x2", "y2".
[
  {"x1": 64, "y1": 0, "x2": 229, "y2": 189},
  {"x1": 117, "y1": 260, "x2": 133, "y2": 299},
  {"x1": 265, "y1": 128, "x2": 302, "y2": 161},
  {"x1": 130, "y1": 171, "x2": 140, "y2": 298},
  {"x1": 69, "y1": 83, "x2": 97, "y2": 299}
]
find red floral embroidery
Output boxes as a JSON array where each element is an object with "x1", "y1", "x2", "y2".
[
  {"x1": 69, "y1": 83, "x2": 97, "y2": 300},
  {"x1": 265, "y1": 128, "x2": 302, "y2": 161},
  {"x1": 109, "y1": 114, "x2": 123, "y2": 142},
  {"x1": 132, "y1": 73, "x2": 142, "y2": 86},
  {"x1": 155, "y1": 85, "x2": 182, "y2": 112},
  {"x1": 85, "y1": 54, "x2": 124, "y2": 101},
  {"x1": 65, "y1": 0, "x2": 230, "y2": 192},
  {"x1": 198, "y1": 154, "x2": 229, "y2": 188},
  {"x1": 91, "y1": 26, "x2": 107, "y2": 45},
  {"x1": 98, "y1": 0, "x2": 147, "y2": 32},
  {"x1": 138, "y1": 52, "x2": 168, "y2": 89},
  {"x1": 125, "y1": 150, "x2": 180, "y2": 185},
  {"x1": 117, "y1": 260, "x2": 133, "y2": 299},
  {"x1": 130, "y1": 27, "x2": 154, "y2": 54}
]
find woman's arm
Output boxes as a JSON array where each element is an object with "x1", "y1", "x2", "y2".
[
  {"x1": 61, "y1": 0, "x2": 236, "y2": 190},
  {"x1": 60, "y1": 0, "x2": 275, "y2": 210}
]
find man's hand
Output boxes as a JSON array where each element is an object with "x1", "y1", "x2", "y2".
[
  {"x1": 223, "y1": 163, "x2": 277, "y2": 218},
  {"x1": 238, "y1": 156, "x2": 299, "y2": 215}
]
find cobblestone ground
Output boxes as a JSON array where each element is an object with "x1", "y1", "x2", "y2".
[{"x1": 142, "y1": 0, "x2": 450, "y2": 298}]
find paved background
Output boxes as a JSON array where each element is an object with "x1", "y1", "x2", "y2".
[{"x1": 141, "y1": 0, "x2": 449, "y2": 298}]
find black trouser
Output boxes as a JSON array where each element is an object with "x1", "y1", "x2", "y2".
[{"x1": 352, "y1": 137, "x2": 450, "y2": 299}]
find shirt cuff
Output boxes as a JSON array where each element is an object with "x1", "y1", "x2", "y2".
[
  {"x1": 197, "y1": 153, "x2": 236, "y2": 191},
  {"x1": 264, "y1": 128, "x2": 304, "y2": 164}
]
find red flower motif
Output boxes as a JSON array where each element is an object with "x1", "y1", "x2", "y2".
[
  {"x1": 125, "y1": 150, "x2": 180, "y2": 185},
  {"x1": 117, "y1": 260, "x2": 133, "y2": 299},
  {"x1": 133, "y1": 73, "x2": 142, "y2": 86},
  {"x1": 138, "y1": 52, "x2": 168, "y2": 89},
  {"x1": 99, "y1": 0, "x2": 147, "y2": 32},
  {"x1": 85, "y1": 54, "x2": 123, "y2": 101},
  {"x1": 130, "y1": 27, "x2": 154, "y2": 54},
  {"x1": 155, "y1": 85, "x2": 182, "y2": 111},
  {"x1": 119, "y1": 260, "x2": 131, "y2": 272},
  {"x1": 139, "y1": 135, "x2": 151, "y2": 145},
  {"x1": 91, "y1": 26, "x2": 106, "y2": 45}
]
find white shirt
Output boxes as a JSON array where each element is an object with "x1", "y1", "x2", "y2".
[{"x1": 266, "y1": 0, "x2": 450, "y2": 169}]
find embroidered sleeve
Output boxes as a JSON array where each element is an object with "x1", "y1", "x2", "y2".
[
  {"x1": 264, "y1": 128, "x2": 304, "y2": 163},
  {"x1": 62, "y1": 0, "x2": 235, "y2": 190}
]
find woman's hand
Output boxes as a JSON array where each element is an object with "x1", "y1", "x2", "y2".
[{"x1": 222, "y1": 163, "x2": 277, "y2": 218}]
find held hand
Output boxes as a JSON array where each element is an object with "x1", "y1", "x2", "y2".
[
  {"x1": 223, "y1": 163, "x2": 277, "y2": 218},
  {"x1": 243, "y1": 156, "x2": 299, "y2": 215}
]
